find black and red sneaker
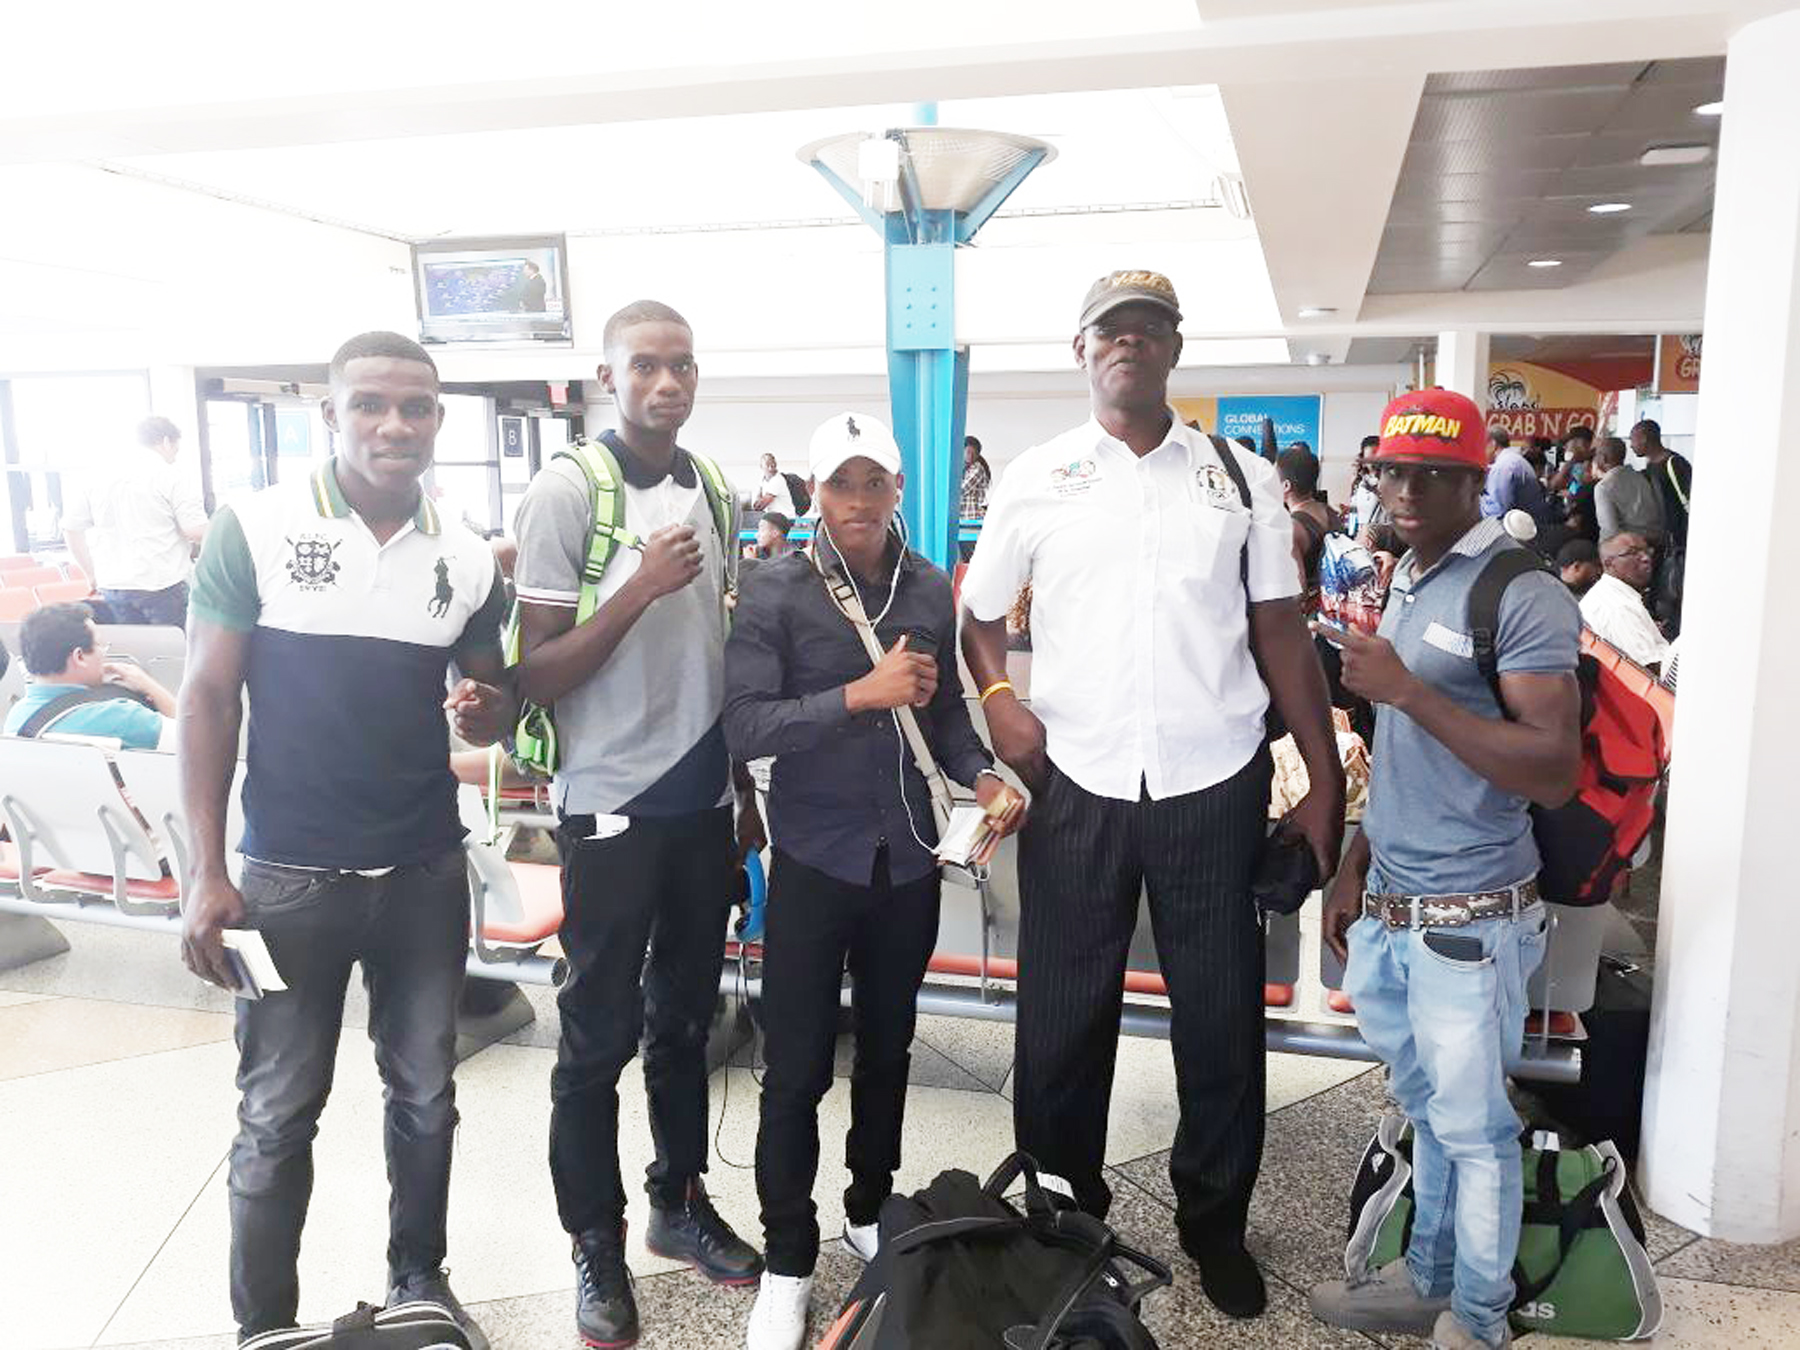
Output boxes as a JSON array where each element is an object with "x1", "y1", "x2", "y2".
[
  {"x1": 573, "y1": 1226, "x2": 638, "y2": 1349},
  {"x1": 644, "y1": 1180, "x2": 764, "y2": 1285}
]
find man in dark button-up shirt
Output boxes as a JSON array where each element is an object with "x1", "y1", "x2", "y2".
[
  {"x1": 726, "y1": 413, "x2": 1023, "y2": 1348},
  {"x1": 724, "y1": 537, "x2": 992, "y2": 886}
]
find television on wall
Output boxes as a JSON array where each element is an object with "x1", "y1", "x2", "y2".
[{"x1": 412, "y1": 235, "x2": 571, "y2": 345}]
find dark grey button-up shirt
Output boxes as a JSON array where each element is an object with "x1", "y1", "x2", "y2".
[{"x1": 723, "y1": 543, "x2": 993, "y2": 887}]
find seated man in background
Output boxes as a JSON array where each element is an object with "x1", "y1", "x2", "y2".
[
  {"x1": 1580, "y1": 532, "x2": 1669, "y2": 672},
  {"x1": 1556, "y1": 539, "x2": 1601, "y2": 599},
  {"x1": 745, "y1": 510, "x2": 795, "y2": 563},
  {"x1": 2, "y1": 601, "x2": 175, "y2": 745}
]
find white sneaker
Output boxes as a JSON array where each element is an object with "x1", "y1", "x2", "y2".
[
  {"x1": 842, "y1": 1219, "x2": 879, "y2": 1262},
  {"x1": 746, "y1": 1272, "x2": 812, "y2": 1350}
]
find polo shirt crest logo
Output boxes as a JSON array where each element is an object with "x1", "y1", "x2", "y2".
[
  {"x1": 284, "y1": 534, "x2": 342, "y2": 591},
  {"x1": 1196, "y1": 464, "x2": 1237, "y2": 508},
  {"x1": 1049, "y1": 457, "x2": 1100, "y2": 497},
  {"x1": 428, "y1": 557, "x2": 454, "y2": 617}
]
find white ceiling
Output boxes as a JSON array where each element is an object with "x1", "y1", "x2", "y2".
[{"x1": 103, "y1": 88, "x2": 1244, "y2": 241}]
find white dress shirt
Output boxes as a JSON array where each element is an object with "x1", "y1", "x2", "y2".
[
  {"x1": 1580, "y1": 573, "x2": 1669, "y2": 669},
  {"x1": 961, "y1": 415, "x2": 1299, "y2": 803},
  {"x1": 64, "y1": 444, "x2": 205, "y2": 591}
]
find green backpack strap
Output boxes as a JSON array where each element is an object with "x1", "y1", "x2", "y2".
[
  {"x1": 561, "y1": 439, "x2": 639, "y2": 623},
  {"x1": 689, "y1": 450, "x2": 737, "y2": 598}
]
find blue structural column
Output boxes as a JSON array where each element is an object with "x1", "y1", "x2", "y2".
[
  {"x1": 885, "y1": 229, "x2": 966, "y2": 567},
  {"x1": 803, "y1": 115, "x2": 1050, "y2": 569}
]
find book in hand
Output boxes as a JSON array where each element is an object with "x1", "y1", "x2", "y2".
[
  {"x1": 221, "y1": 929, "x2": 288, "y2": 1001},
  {"x1": 934, "y1": 802, "x2": 1006, "y2": 869}
]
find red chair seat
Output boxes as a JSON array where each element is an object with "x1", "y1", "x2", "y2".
[
  {"x1": 925, "y1": 953, "x2": 1296, "y2": 1008},
  {"x1": 41, "y1": 869, "x2": 179, "y2": 901},
  {"x1": 1326, "y1": 991, "x2": 1355, "y2": 1014},
  {"x1": 0, "y1": 840, "x2": 46, "y2": 880},
  {"x1": 481, "y1": 861, "x2": 564, "y2": 945}
]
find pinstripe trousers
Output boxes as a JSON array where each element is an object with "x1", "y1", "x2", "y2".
[{"x1": 1012, "y1": 748, "x2": 1272, "y2": 1241}]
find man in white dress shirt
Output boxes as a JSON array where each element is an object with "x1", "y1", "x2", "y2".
[
  {"x1": 960, "y1": 269, "x2": 1345, "y2": 1320},
  {"x1": 1579, "y1": 532, "x2": 1669, "y2": 671}
]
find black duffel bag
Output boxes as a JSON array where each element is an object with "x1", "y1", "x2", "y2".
[{"x1": 818, "y1": 1152, "x2": 1171, "y2": 1350}]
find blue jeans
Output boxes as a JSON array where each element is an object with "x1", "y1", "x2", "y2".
[{"x1": 1344, "y1": 903, "x2": 1549, "y2": 1347}]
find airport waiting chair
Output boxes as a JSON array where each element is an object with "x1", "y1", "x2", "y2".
[
  {"x1": 0, "y1": 589, "x2": 38, "y2": 621},
  {"x1": 96, "y1": 625, "x2": 187, "y2": 695},
  {"x1": 0, "y1": 735, "x2": 176, "y2": 915},
  {"x1": 113, "y1": 748, "x2": 247, "y2": 895},
  {"x1": 2, "y1": 566, "x2": 63, "y2": 590},
  {"x1": 0, "y1": 555, "x2": 39, "y2": 572},
  {"x1": 0, "y1": 652, "x2": 25, "y2": 718},
  {"x1": 34, "y1": 580, "x2": 94, "y2": 606},
  {"x1": 457, "y1": 786, "x2": 564, "y2": 969}
]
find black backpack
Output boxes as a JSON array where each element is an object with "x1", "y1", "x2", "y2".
[
  {"x1": 784, "y1": 470, "x2": 813, "y2": 517},
  {"x1": 818, "y1": 1153, "x2": 1170, "y2": 1350}
]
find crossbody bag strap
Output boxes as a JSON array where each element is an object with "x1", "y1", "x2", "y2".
[
  {"x1": 17, "y1": 685, "x2": 127, "y2": 739},
  {"x1": 809, "y1": 545, "x2": 957, "y2": 834}
]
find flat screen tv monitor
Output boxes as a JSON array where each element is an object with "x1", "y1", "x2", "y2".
[{"x1": 413, "y1": 235, "x2": 571, "y2": 345}]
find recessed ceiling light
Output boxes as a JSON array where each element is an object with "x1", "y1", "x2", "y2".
[
  {"x1": 1641, "y1": 144, "x2": 1711, "y2": 166},
  {"x1": 1528, "y1": 259, "x2": 1563, "y2": 268},
  {"x1": 1297, "y1": 306, "x2": 1337, "y2": 318},
  {"x1": 1694, "y1": 101, "x2": 1724, "y2": 116},
  {"x1": 1588, "y1": 202, "x2": 1632, "y2": 214}
]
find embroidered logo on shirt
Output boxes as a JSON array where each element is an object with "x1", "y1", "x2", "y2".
[
  {"x1": 1049, "y1": 457, "x2": 1100, "y2": 497},
  {"x1": 1422, "y1": 621, "x2": 1474, "y2": 659},
  {"x1": 428, "y1": 557, "x2": 454, "y2": 617},
  {"x1": 285, "y1": 535, "x2": 342, "y2": 591},
  {"x1": 1196, "y1": 463, "x2": 1238, "y2": 508}
]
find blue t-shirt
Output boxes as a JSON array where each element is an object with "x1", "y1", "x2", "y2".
[
  {"x1": 2, "y1": 684, "x2": 168, "y2": 748},
  {"x1": 1363, "y1": 519, "x2": 1580, "y2": 896}
]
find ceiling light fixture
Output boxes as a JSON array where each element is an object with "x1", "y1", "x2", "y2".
[
  {"x1": 1297, "y1": 306, "x2": 1337, "y2": 318},
  {"x1": 1694, "y1": 100, "x2": 1724, "y2": 116},
  {"x1": 1588, "y1": 202, "x2": 1632, "y2": 214},
  {"x1": 1641, "y1": 144, "x2": 1711, "y2": 166},
  {"x1": 1528, "y1": 259, "x2": 1563, "y2": 268}
]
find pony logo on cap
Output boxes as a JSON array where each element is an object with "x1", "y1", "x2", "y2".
[{"x1": 844, "y1": 416, "x2": 860, "y2": 439}]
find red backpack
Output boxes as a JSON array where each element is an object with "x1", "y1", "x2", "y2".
[{"x1": 1468, "y1": 549, "x2": 1669, "y2": 906}]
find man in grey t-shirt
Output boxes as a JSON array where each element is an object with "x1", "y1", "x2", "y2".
[
  {"x1": 512, "y1": 300, "x2": 765, "y2": 1348},
  {"x1": 1308, "y1": 390, "x2": 1581, "y2": 1350},
  {"x1": 1591, "y1": 436, "x2": 1665, "y2": 543}
]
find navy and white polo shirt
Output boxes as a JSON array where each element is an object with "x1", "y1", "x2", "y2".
[{"x1": 190, "y1": 460, "x2": 506, "y2": 869}]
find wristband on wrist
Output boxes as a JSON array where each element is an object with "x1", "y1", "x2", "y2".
[{"x1": 979, "y1": 679, "x2": 1014, "y2": 705}]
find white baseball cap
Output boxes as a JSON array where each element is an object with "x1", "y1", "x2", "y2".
[{"x1": 808, "y1": 412, "x2": 901, "y2": 483}]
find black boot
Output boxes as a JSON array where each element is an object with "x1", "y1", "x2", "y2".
[
  {"x1": 644, "y1": 1179, "x2": 764, "y2": 1285},
  {"x1": 573, "y1": 1227, "x2": 638, "y2": 1349},
  {"x1": 1180, "y1": 1230, "x2": 1268, "y2": 1320}
]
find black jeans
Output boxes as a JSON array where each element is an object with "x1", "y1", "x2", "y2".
[
  {"x1": 1012, "y1": 752, "x2": 1270, "y2": 1240},
  {"x1": 228, "y1": 851, "x2": 469, "y2": 1336},
  {"x1": 100, "y1": 579, "x2": 188, "y2": 627},
  {"x1": 549, "y1": 807, "x2": 736, "y2": 1235},
  {"x1": 756, "y1": 847, "x2": 940, "y2": 1276}
]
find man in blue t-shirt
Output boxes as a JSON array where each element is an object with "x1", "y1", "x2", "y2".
[
  {"x1": 1308, "y1": 390, "x2": 1581, "y2": 1350},
  {"x1": 2, "y1": 602, "x2": 174, "y2": 746}
]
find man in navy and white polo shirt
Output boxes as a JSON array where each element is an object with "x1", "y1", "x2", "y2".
[
  {"x1": 1308, "y1": 389, "x2": 1580, "y2": 1350},
  {"x1": 178, "y1": 332, "x2": 510, "y2": 1347}
]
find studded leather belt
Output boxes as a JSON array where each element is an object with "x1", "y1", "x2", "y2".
[{"x1": 1362, "y1": 879, "x2": 1540, "y2": 930}]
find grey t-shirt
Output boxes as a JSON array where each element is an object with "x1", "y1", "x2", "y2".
[
  {"x1": 1363, "y1": 518, "x2": 1581, "y2": 896},
  {"x1": 512, "y1": 440, "x2": 738, "y2": 818},
  {"x1": 1594, "y1": 466, "x2": 1665, "y2": 542}
]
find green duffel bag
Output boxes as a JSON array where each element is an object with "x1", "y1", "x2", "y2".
[{"x1": 1343, "y1": 1113, "x2": 1663, "y2": 1340}]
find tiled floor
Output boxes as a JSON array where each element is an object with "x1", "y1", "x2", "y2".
[{"x1": 5, "y1": 922, "x2": 1799, "y2": 1349}]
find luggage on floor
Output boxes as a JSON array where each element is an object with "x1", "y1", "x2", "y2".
[
  {"x1": 239, "y1": 1302, "x2": 471, "y2": 1350},
  {"x1": 1343, "y1": 1113, "x2": 1663, "y2": 1341},
  {"x1": 817, "y1": 1152, "x2": 1171, "y2": 1349}
]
